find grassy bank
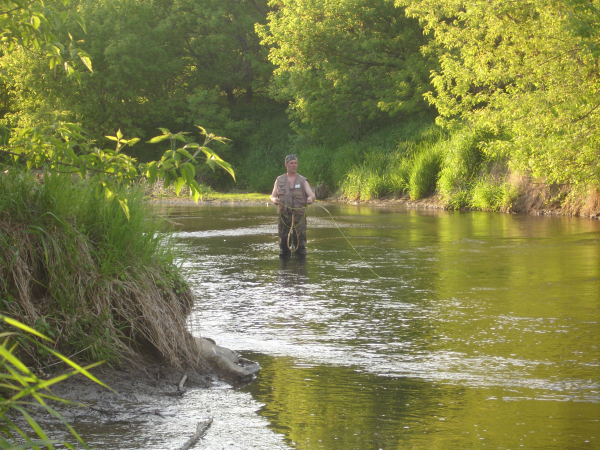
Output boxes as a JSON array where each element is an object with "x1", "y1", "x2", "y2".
[
  {"x1": 234, "y1": 118, "x2": 599, "y2": 218},
  {"x1": 0, "y1": 169, "x2": 202, "y2": 369}
]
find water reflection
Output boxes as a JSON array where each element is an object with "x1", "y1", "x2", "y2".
[{"x1": 164, "y1": 203, "x2": 600, "y2": 449}]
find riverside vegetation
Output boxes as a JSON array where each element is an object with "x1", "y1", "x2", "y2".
[
  {"x1": 2, "y1": 0, "x2": 598, "y2": 216},
  {"x1": 1, "y1": 0, "x2": 600, "y2": 447}
]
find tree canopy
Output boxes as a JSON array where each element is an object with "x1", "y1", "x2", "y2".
[
  {"x1": 1, "y1": 0, "x2": 599, "y2": 194},
  {"x1": 258, "y1": 0, "x2": 436, "y2": 138},
  {"x1": 399, "y1": 0, "x2": 600, "y2": 185}
]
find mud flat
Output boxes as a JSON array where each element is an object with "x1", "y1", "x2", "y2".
[{"x1": 44, "y1": 356, "x2": 290, "y2": 449}]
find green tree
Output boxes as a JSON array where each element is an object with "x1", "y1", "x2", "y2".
[
  {"x1": 258, "y1": 0, "x2": 436, "y2": 139},
  {"x1": 399, "y1": 0, "x2": 600, "y2": 185},
  {"x1": 168, "y1": 0, "x2": 273, "y2": 107},
  {"x1": 1, "y1": 0, "x2": 275, "y2": 153},
  {"x1": 0, "y1": 0, "x2": 91, "y2": 80}
]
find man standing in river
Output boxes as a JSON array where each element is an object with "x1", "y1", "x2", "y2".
[{"x1": 270, "y1": 154, "x2": 315, "y2": 258}]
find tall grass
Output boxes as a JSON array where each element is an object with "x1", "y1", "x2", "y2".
[
  {"x1": 0, "y1": 169, "x2": 202, "y2": 369},
  {"x1": 237, "y1": 114, "x2": 530, "y2": 213},
  {"x1": 335, "y1": 121, "x2": 447, "y2": 200},
  {"x1": 0, "y1": 315, "x2": 110, "y2": 449},
  {"x1": 470, "y1": 177, "x2": 520, "y2": 212},
  {"x1": 408, "y1": 146, "x2": 443, "y2": 199}
]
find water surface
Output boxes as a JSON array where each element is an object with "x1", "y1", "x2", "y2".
[{"x1": 168, "y1": 203, "x2": 600, "y2": 449}]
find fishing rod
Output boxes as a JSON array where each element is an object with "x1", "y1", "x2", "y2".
[{"x1": 277, "y1": 201, "x2": 381, "y2": 279}]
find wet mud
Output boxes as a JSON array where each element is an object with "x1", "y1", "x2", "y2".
[{"x1": 40, "y1": 356, "x2": 289, "y2": 449}]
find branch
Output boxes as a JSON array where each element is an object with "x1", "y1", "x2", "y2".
[
  {"x1": 0, "y1": 6, "x2": 25, "y2": 15},
  {"x1": 573, "y1": 101, "x2": 600, "y2": 123},
  {"x1": 0, "y1": 148, "x2": 125, "y2": 176},
  {"x1": 180, "y1": 418, "x2": 213, "y2": 450}
]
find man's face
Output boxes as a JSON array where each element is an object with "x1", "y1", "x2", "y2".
[{"x1": 285, "y1": 159, "x2": 298, "y2": 173}]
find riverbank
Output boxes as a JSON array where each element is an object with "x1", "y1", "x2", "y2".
[
  {"x1": 36, "y1": 353, "x2": 286, "y2": 449},
  {"x1": 147, "y1": 188, "x2": 600, "y2": 219}
]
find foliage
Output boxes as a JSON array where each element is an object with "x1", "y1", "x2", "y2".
[
  {"x1": 168, "y1": 0, "x2": 273, "y2": 107},
  {"x1": 408, "y1": 145, "x2": 442, "y2": 200},
  {"x1": 0, "y1": 314, "x2": 110, "y2": 449},
  {"x1": 0, "y1": 0, "x2": 274, "y2": 165},
  {"x1": 258, "y1": 0, "x2": 436, "y2": 138},
  {"x1": 470, "y1": 177, "x2": 519, "y2": 212},
  {"x1": 0, "y1": 0, "x2": 91, "y2": 82},
  {"x1": 399, "y1": 0, "x2": 600, "y2": 186},
  {"x1": 436, "y1": 127, "x2": 504, "y2": 208},
  {"x1": 0, "y1": 123, "x2": 233, "y2": 217},
  {"x1": 0, "y1": 169, "x2": 202, "y2": 368},
  {"x1": 237, "y1": 111, "x2": 294, "y2": 192}
]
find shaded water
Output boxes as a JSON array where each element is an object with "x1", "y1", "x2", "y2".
[{"x1": 168, "y1": 203, "x2": 600, "y2": 449}]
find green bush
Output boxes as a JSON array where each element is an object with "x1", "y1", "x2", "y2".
[
  {"x1": 437, "y1": 125, "x2": 507, "y2": 208},
  {"x1": 296, "y1": 143, "x2": 334, "y2": 187}
]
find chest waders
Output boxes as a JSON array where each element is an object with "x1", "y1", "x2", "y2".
[
  {"x1": 279, "y1": 205, "x2": 307, "y2": 253},
  {"x1": 276, "y1": 174, "x2": 309, "y2": 257}
]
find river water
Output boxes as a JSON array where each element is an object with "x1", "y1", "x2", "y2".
[{"x1": 164, "y1": 202, "x2": 599, "y2": 450}]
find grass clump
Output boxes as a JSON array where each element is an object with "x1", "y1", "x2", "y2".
[
  {"x1": 408, "y1": 146, "x2": 443, "y2": 200},
  {"x1": 336, "y1": 121, "x2": 446, "y2": 201},
  {"x1": 470, "y1": 177, "x2": 520, "y2": 212},
  {"x1": 0, "y1": 169, "x2": 202, "y2": 370}
]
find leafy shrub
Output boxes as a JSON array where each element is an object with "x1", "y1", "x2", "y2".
[{"x1": 438, "y1": 126, "x2": 506, "y2": 208}]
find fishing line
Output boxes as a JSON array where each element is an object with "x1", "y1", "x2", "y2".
[
  {"x1": 312, "y1": 203, "x2": 381, "y2": 279},
  {"x1": 277, "y1": 201, "x2": 381, "y2": 279}
]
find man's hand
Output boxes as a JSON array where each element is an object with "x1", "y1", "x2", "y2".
[
  {"x1": 271, "y1": 197, "x2": 280, "y2": 205},
  {"x1": 307, "y1": 196, "x2": 314, "y2": 205}
]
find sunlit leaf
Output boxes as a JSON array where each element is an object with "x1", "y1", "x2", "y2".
[
  {"x1": 174, "y1": 177, "x2": 185, "y2": 196},
  {"x1": 147, "y1": 135, "x2": 170, "y2": 144}
]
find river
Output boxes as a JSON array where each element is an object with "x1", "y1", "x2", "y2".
[{"x1": 165, "y1": 202, "x2": 599, "y2": 450}]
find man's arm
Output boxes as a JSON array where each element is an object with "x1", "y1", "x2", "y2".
[
  {"x1": 304, "y1": 179, "x2": 316, "y2": 204},
  {"x1": 270, "y1": 180, "x2": 280, "y2": 204}
]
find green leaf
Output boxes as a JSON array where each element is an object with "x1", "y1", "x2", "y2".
[
  {"x1": 174, "y1": 177, "x2": 185, "y2": 196},
  {"x1": 71, "y1": 11, "x2": 87, "y2": 33},
  {"x1": 147, "y1": 135, "x2": 170, "y2": 144},
  {"x1": 147, "y1": 163, "x2": 158, "y2": 185},
  {"x1": 117, "y1": 197, "x2": 130, "y2": 221},
  {"x1": 177, "y1": 148, "x2": 194, "y2": 160},
  {"x1": 31, "y1": 15, "x2": 41, "y2": 30},
  {"x1": 183, "y1": 162, "x2": 196, "y2": 179},
  {"x1": 66, "y1": 148, "x2": 79, "y2": 164},
  {"x1": 0, "y1": 344, "x2": 34, "y2": 376},
  {"x1": 18, "y1": 408, "x2": 54, "y2": 449},
  {"x1": 79, "y1": 55, "x2": 93, "y2": 73},
  {"x1": 0, "y1": 315, "x2": 51, "y2": 341},
  {"x1": 43, "y1": 346, "x2": 114, "y2": 392}
]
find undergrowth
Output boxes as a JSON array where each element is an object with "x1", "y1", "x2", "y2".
[{"x1": 0, "y1": 168, "x2": 203, "y2": 370}]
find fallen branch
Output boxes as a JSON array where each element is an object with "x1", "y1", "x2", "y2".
[{"x1": 180, "y1": 417, "x2": 213, "y2": 450}]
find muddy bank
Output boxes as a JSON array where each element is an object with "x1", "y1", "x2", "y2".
[
  {"x1": 151, "y1": 193, "x2": 600, "y2": 219},
  {"x1": 41, "y1": 352, "x2": 287, "y2": 449}
]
